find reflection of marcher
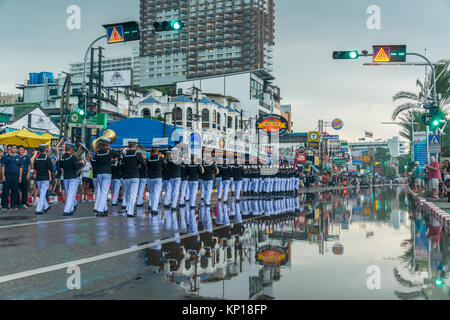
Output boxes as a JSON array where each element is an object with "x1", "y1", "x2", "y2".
[{"x1": 413, "y1": 162, "x2": 423, "y2": 195}]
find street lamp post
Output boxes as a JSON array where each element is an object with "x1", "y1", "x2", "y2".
[{"x1": 81, "y1": 35, "x2": 107, "y2": 146}]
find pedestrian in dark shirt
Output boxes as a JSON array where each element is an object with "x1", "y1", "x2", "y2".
[
  {"x1": 1, "y1": 144, "x2": 23, "y2": 210},
  {"x1": 18, "y1": 145, "x2": 31, "y2": 209}
]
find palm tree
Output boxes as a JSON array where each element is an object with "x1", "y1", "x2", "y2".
[{"x1": 392, "y1": 60, "x2": 450, "y2": 121}]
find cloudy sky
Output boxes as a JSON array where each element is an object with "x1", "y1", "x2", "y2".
[{"x1": 1, "y1": 0, "x2": 449, "y2": 142}]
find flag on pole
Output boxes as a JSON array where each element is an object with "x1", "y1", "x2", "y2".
[{"x1": 365, "y1": 131, "x2": 374, "y2": 138}]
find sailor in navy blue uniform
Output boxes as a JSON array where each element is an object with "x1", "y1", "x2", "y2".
[
  {"x1": 33, "y1": 144, "x2": 53, "y2": 215},
  {"x1": 92, "y1": 138, "x2": 118, "y2": 217},
  {"x1": 231, "y1": 163, "x2": 244, "y2": 201},
  {"x1": 58, "y1": 142, "x2": 83, "y2": 216},
  {"x1": 136, "y1": 147, "x2": 148, "y2": 208},
  {"x1": 1, "y1": 144, "x2": 23, "y2": 210},
  {"x1": 146, "y1": 146, "x2": 164, "y2": 216},
  {"x1": 202, "y1": 160, "x2": 219, "y2": 206},
  {"x1": 218, "y1": 160, "x2": 232, "y2": 202},
  {"x1": 111, "y1": 153, "x2": 122, "y2": 206},
  {"x1": 186, "y1": 155, "x2": 204, "y2": 208},
  {"x1": 121, "y1": 140, "x2": 145, "y2": 217},
  {"x1": 164, "y1": 150, "x2": 182, "y2": 210}
]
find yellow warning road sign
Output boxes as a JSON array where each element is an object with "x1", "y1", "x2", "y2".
[
  {"x1": 373, "y1": 47, "x2": 391, "y2": 62},
  {"x1": 107, "y1": 26, "x2": 124, "y2": 44}
]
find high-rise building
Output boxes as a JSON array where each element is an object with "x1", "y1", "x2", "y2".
[{"x1": 139, "y1": 0, "x2": 275, "y2": 87}]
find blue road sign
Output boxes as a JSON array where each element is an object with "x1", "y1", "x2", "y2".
[
  {"x1": 428, "y1": 134, "x2": 441, "y2": 154},
  {"x1": 413, "y1": 132, "x2": 427, "y2": 166},
  {"x1": 189, "y1": 133, "x2": 202, "y2": 149}
]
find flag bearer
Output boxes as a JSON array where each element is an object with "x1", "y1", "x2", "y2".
[
  {"x1": 59, "y1": 142, "x2": 83, "y2": 216},
  {"x1": 122, "y1": 140, "x2": 145, "y2": 218},
  {"x1": 33, "y1": 144, "x2": 53, "y2": 215}
]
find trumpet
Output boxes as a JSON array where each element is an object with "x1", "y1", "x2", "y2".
[{"x1": 92, "y1": 129, "x2": 117, "y2": 153}]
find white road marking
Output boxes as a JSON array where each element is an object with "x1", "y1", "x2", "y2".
[
  {"x1": 0, "y1": 217, "x2": 263, "y2": 284},
  {"x1": 0, "y1": 216, "x2": 98, "y2": 229}
]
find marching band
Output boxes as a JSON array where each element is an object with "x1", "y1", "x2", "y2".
[{"x1": 31, "y1": 138, "x2": 304, "y2": 218}]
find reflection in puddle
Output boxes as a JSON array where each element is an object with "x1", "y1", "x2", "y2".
[{"x1": 142, "y1": 187, "x2": 449, "y2": 300}]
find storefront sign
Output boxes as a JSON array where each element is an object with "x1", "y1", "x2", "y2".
[{"x1": 256, "y1": 114, "x2": 288, "y2": 135}]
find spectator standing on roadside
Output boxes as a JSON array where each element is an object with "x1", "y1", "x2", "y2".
[{"x1": 427, "y1": 156, "x2": 441, "y2": 200}]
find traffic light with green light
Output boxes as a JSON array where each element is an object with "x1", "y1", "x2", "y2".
[
  {"x1": 153, "y1": 20, "x2": 185, "y2": 32},
  {"x1": 430, "y1": 111, "x2": 446, "y2": 131},
  {"x1": 332, "y1": 51, "x2": 359, "y2": 60},
  {"x1": 77, "y1": 108, "x2": 86, "y2": 118}
]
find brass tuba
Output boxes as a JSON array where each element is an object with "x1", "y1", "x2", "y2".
[{"x1": 92, "y1": 129, "x2": 117, "y2": 153}]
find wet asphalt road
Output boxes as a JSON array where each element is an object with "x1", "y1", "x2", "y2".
[{"x1": 0, "y1": 201, "x2": 197, "y2": 300}]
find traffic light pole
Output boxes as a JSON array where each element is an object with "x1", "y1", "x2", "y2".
[
  {"x1": 406, "y1": 53, "x2": 438, "y2": 164},
  {"x1": 81, "y1": 35, "x2": 107, "y2": 146}
]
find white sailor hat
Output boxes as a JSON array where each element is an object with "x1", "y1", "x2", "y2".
[
  {"x1": 100, "y1": 137, "x2": 111, "y2": 143},
  {"x1": 39, "y1": 144, "x2": 48, "y2": 148},
  {"x1": 64, "y1": 141, "x2": 74, "y2": 147}
]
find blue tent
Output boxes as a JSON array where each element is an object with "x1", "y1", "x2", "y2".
[{"x1": 96, "y1": 118, "x2": 182, "y2": 149}]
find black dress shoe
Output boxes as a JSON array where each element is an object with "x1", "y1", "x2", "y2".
[
  {"x1": 127, "y1": 214, "x2": 135, "y2": 218},
  {"x1": 136, "y1": 204, "x2": 143, "y2": 208},
  {"x1": 111, "y1": 203, "x2": 118, "y2": 207},
  {"x1": 35, "y1": 211, "x2": 43, "y2": 215},
  {"x1": 44, "y1": 206, "x2": 51, "y2": 213},
  {"x1": 151, "y1": 211, "x2": 158, "y2": 217},
  {"x1": 121, "y1": 206, "x2": 127, "y2": 210}
]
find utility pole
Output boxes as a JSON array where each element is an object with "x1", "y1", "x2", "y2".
[
  {"x1": 189, "y1": 86, "x2": 201, "y2": 130},
  {"x1": 97, "y1": 47, "x2": 104, "y2": 113},
  {"x1": 59, "y1": 74, "x2": 69, "y2": 138},
  {"x1": 64, "y1": 74, "x2": 71, "y2": 139}
]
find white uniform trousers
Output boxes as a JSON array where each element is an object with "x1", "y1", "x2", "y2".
[
  {"x1": 124, "y1": 178, "x2": 139, "y2": 216},
  {"x1": 188, "y1": 180, "x2": 199, "y2": 207},
  {"x1": 199, "y1": 179, "x2": 205, "y2": 199},
  {"x1": 136, "y1": 178, "x2": 147, "y2": 206},
  {"x1": 242, "y1": 178, "x2": 250, "y2": 193},
  {"x1": 221, "y1": 179, "x2": 230, "y2": 202},
  {"x1": 63, "y1": 178, "x2": 79, "y2": 214},
  {"x1": 216, "y1": 177, "x2": 223, "y2": 200},
  {"x1": 111, "y1": 178, "x2": 121, "y2": 205},
  {"x1": 148, "y1": 178, "x2": 163, "y2": 212},
  {"x1": 94, "y1": 174, "x2": 111, "y2": 213},
  {"x1": 234, "y1": 179, "x2": 243, "y2": 200},
  {"x1": 36, "y1": 180, "x2": 50, "y2": 213},
  {"x1": 179, "y1": 180, "x2": 189, "y2": 205},
  {"x1": 203, "y1": 180, "x2": 213, "y2": 205},
  {"x1": 165, "y1": 177, "x2": 181, "y2": 209}
]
